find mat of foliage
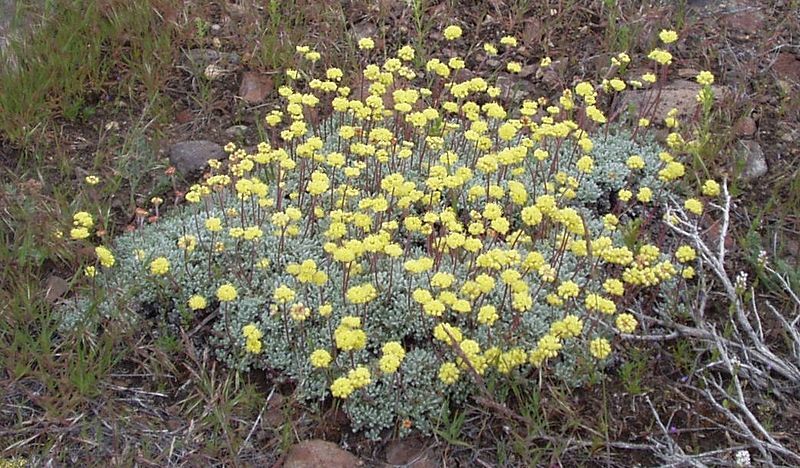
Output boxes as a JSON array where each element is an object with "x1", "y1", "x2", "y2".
[{"x1": 63, "y1": 28, "x2": 719, "y2": 438}]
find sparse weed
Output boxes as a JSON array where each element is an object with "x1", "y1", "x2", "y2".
[{"x1": 0, "y1": 0, "x2": 177, "y2": 150}]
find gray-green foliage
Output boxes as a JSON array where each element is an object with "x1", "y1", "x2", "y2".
[{"x1": 62, "y1": 122, "x2": 681, "y2": 438}]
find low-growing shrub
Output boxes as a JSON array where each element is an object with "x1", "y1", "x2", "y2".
[{"x1": 63, "y1": 27, "x2": 721, "y2": 438}]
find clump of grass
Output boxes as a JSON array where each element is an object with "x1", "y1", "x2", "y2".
[{"x1": 0, "y1": 0, "x2": 177, "y2": 149}]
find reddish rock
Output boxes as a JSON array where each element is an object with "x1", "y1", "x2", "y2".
[
  {"x1": 721, "y1": 9, "x2": 764, "y2": 36},
  {"x1": 734, "y1": 116, "x2": 756, "y2": 137},
  {"x1": 283, "y1": 440, "x2": 360, "y2": 468},
  {"x1": 239, "y1": 72, "x2": 273, "y2": 104},
  {"x1": 44, "y1": 276, "x2": 69, "y2": 303},
  {"x1": 175, "y1": 109, "x2": 193, "y2": 124},
  {"x1": 620, "y1": 80, "x2": 714, "y2": 122},
  {"x1": 384, "y1": 438, "x2": 437, "y2": 468},
  {"x1": 772, "y1": 52, "x2": 800, "y2": 84}
]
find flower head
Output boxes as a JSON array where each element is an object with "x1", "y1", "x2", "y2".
[
  {"x1": 589, "y1": 338, "x2": 612, "y2": 359},
  {"x1": 702, "y1": 179, "x2": 720, "y2": 196},
  {"x1": 150, "y1": 257, "x2": 170, "y2": 275},
  {"x1": 330, "y1": 377, "x2": 354, "y2": 398},
  {"x1": 242, "y1": 323, "x2": 263, "y2": 354},
  {"x1": 95, "y1": 246, "x2": 115, "y2": 268},
  {"x1": 658, "y1": 29, "x2": 678, "y2": 44},
  {"x1": 310, "y1": 349, "x2": 332, "y2": 368},
  {"x1": 188, "y1": 295, "x2": 207, "y2": 311},
  {"x1": 357, "y1": 37, "x2": 375, "y2": 50},
  {"x1": 438, "y1": 362, "x2": 460, "y2": 384},
  {"x1": 217, "y1": 283, "x2": 238, "y2": 302},
  {"x1": 443, "y1": 25, "x2": 462, "y2": 40},
  {"x1": 696, "y1": 70, "x2": 714, "y2": 86}
]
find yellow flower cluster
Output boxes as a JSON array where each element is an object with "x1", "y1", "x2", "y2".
[
  {"x1": 675, "y1": 245, "x2": 697, "y2": 263},
  {"x1": 242, "y1": 323, "x2": 263, "y2": 354},
  {"x1": 590, "y1": 338, "x2": 611, "y2": 359},
  {"x1": 274, "y1": 284, "x2": 296, "y2": 303},
  {"x1": 334, "y1": 316, "x2": 367, "y2": 351},
  {"x1": 188, "y1": 295, "x2": 207, "y2": 311},
  {"x1": 345, "y1": 283, "x2": 377, "y2": 304},
  {"x1": 443, "y1": 25, "x2": 462, "y2": 41},
  {"x1": 330, "y1": 366, "x2": 371, "y2": 398},
  {"x1": 310, "y1": 349, "x2": 332, "y2": 368},
  {"x1": 438, "y1": 361, "x2": 460, "y2": 385},
  {"x1": 95, "y1": 246, "x2": 115, "y2": 268},
  {"x1": 216, "y1": 283, "x2": 237, "y2": 302},
  {"x1": 379, "y1": 341, "x2": 406, "y2": 373},
  {"x1": 286, "y1": 259, "x2": 328, "y2": 285},
  {"x1": 149, "y1": 257, "x2": 170, "y2": 276},
  {"x1": 71, "y1": 211, "x2": 94, "y2": 240},
  {"x1": 702, "y1": 179, "x2": 720, "y2": 197}
]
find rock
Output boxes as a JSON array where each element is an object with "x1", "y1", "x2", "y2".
[
  {"x1": 539, "y1": 67, "x2": 561, "y2": 89},
  {"x1": 772, "y1": 52, "x2": 800, "y2": 85},
  {"x1": 351, "y1": 21, "x2": 377, "y2": 41},
  {"x1": 44, "y1": 276, "x2": 69, "y2": 304},
  {"x1": 224, "y1": 125, "x2": 249, "y2": 139},
  {"x1": 225, "y1": 3, "x2": 247, "y2": 19},
  {"x1": 721, "y1": 8, "x2": 764, "y2": 37},
  {"x1": 184, "y1": 48, "x2": 240, "y2": 67},
  {"x1": 168, "y1": 140, "x2": 226, "y2": 175},
  {"x1": 777, "y1": 121, "x2": 799, "y2": 144},
  {"x1": 522, "y1": 17, "x2": 544, "y2": 46},
  {"x1": 518, "y1": 64, "x2": 537, "y2": 79},
  {"x1": 284, "y1": 440, "x2": 360, "y2": 468},
  {"x1": 495, "y1": 75, "x2": 527, "y2": 102},
  {"x1": 620, "y1": 80, "x2": 725, "y2": 122},
  {"x1": 734, "y1": 117, "x2": 756, "y2": 137},
  {"x1": 238, "y1": 72, "x2": 273, "y2": 104},
  {"x1": 175, "y1": 109, "x2": 194, "y2": 124},
  {"x1": 485, "y1": 58, "x2": 501, "y2": 69},
  {"x1": 204, "y1": 64, "x2": 226, "y2": 80},
  {"x1": 738, "y1": 140, "x2": 767, "y2": 181},
  {"x1": 0, "y1": 0, "x2": 19, "y2": 54},
  {"x1": 384, "y1": 437, "x2": 436, "y2": 467},
  {"x1": 260, "y1": 393, "x2": 287, "y2": 429},
  {"x1": 687, "y1": 0, "x2": 713, "y2": 9}
]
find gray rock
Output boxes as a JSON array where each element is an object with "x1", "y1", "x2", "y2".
[
  {"x1": 168, "y1": 140, "x2": 226, "y2": 175},
  {"x1": 183, "y1": 48, "x2": 240, "y2": 67},
  {"x1": 738, "y1": 140, "x2": 767, "y2": 181},
  {"x1": 777, "y1": 121, "x2": 798, "y2": 143},
  {"x1": 224, "y1": 125, "x2": 248, "y2": 139},
  {"x1": 496, "y1": 75, "x2": 528, "y2": 102}
]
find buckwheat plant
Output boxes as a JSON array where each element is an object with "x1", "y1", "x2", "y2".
[{"x1": 64, "y1": 28, "x2": 722, "y2": 438}]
